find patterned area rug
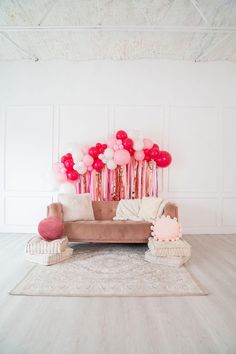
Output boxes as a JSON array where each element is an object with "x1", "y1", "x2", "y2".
[{"x1": 10, "y1": 244, "x2": 206, "y2": 297}]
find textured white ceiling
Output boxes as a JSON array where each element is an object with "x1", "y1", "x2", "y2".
[{"x1": 0, "y1": 0, "x2": 235, "y2": 61}]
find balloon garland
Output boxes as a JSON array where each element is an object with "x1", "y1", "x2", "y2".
[{"x1": 54, "y1": 130, "x2": 172, "y2": 201}]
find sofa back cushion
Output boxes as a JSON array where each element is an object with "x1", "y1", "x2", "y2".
[{"x1": 92, "y1": 201, "x2": 118, "y2": 220}]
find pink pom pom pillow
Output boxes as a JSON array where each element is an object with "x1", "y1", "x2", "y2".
[{"x1": 38, "y1": 216, "x2": 64, "y2": 241}]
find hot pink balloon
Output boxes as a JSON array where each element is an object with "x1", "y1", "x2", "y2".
[
  {"x1": 114, "y1": 149, "x2": 130, "y2": 165},
  {"x1": 143, "y1": 138, "x2": 154, "y2": 149},
  {"x1": 134, "y1": 150, "x2": 145, "y2": 161},
  {"x1": 83, "y1": 154, "x2": 94, "y2": 167}
]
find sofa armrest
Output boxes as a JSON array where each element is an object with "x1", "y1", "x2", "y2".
[
  {"x1": 47, "y1": 203, "x2": 63, "y2": 221},
  {"x1": 163, "y1": 202, "x2": 178, "y2": 220}
]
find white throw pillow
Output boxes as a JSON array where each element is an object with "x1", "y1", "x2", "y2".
[
  {"x1": 58, "y1": 193, "x2": 95, "y2": 222},
  {"x1": 138, "y1": 197, "x2": 163, "y2": 222},
  {"x1": 113, "y1": 199, "x2": 142, "y2": 221}
]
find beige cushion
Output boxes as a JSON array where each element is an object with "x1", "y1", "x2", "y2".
[
  {"x1": 138, "y1": 197, "x2": 163, "y2": 222},
  {"x1": 58, "y1": 193, "x2": 95, "y2": 222},
  {"x1": 148, "y1": 238, "x2": 191, "y2": 257},
  {"x1": 113, "y1": 199, "x2": 142, "y2": 221},
  {"x1": 25, "y1": 247, "x2": 73, "y2": 265},
  {"x1": 26, "y1": 236, "x2": 68, "y2": 254}
]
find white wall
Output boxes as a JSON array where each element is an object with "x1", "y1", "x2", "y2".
[{"x1": 0, "y1": 60, "x2": 236, "y2": 234}]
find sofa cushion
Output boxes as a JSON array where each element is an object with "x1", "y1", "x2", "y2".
[
  {"x1": 64, "y1": 220, "x2": 151, "y2": 243},
  {"x1": 92, "y1": 201, "x2": 118, "y2": 220},
  {"x1": 58, "y1": 193, "x2": 95, "y2": 222}
]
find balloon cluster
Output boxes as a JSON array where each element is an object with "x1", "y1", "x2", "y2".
[{"x1": 56, "y1": 130, "x2": 172, "y2": 181}]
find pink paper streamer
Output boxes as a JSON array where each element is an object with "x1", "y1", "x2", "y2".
[
  {"x1": 138, "y1": 162, "x2": 142, "y2": 199},
  {"x1": 74, "y1": 157, "x2": 159, "y2": 201}
]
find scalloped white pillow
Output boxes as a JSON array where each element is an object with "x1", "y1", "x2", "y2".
[{"x1": 58, "y1": 193, "x2": 95, "y2": 222}]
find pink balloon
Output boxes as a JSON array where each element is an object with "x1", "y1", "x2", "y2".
[
  {"x1": 134, "y1": 150, "x2": 145, "y2": 161},
  {"x1": 83, "y1": 154, "x2": 94, "y2": 167},
  {"x1": 114, "y1": 149, "x2": 131, "y2": 165},
  {"x1": 82, "y1": 145, "x2": 89, "y2": 154},
  {"x1": 107, "y1": 135, "x2": 117, "y2": 148},
  {"x1": 56, "y1": 172, "x2": 67, "y2": 183},
  {"x1": 53, "y1": 162, "x2": 60, "y2": 173},
  {"x1": 143, "y1": 138, "x2": 154, "y2": 149}
]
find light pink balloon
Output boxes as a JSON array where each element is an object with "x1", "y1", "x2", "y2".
[
  {"x1": 58, "y1": 162, "x2": 65, "y2": 169},
  {"x1": 83, "y1": 154, "x2": 94, "y2": 167},
  {"x1": 53, "y1": 162, "x2": 60, "y2": 173},
  {"x1": 82, "y1": 145, "x2": 89, "y2": 154},
  {"x1": 134, "y1": 150, "x2": 145, "y2": 161},
  {"x1": 55, "y1": 171, "x2": 67, "y2": 183},
  {"x1": 114, "y1": 149, "x2": 131, "y2": 165},
  {"x1": 107, "y1": 135, "x2": 117, "y2": 148},
  {"x1": 143, "y1": 138, "x2": 153, "y2": 149}
]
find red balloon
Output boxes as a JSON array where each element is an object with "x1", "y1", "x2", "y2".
[
  {"x1": 61, "y1": 153, "x2": 72, "y2": 163},
  {"x1": 64, "y1": 158, "x2": 74, "y2": 170},
  {"x1": 116, "y1": 130, "x2": 128, "y2": 141},
  {"x1": 128, "y1": 147, "x2": 135, "y2": 156},
  {"x1": 96, "y1": 143, "x2": 102, "y2": 148},
  {"x1": 153, "y1": 144, "x2": 159, "y2": 149},
  {"x1": 99, "y1": 144, "x2": 107, "y2": 154},
  {"x1": 150, "y1": 146, "x2": 160, "y2": 160},
  {"x1": 61, "y1": 155, "x2": 67, "y2": 163},
  {"x1": 156, "y1": 151, "x2": 172, "y2": 168},
  {"x1": 89, "y1": 146, "x2": 99, "y2": 159},
  {"x1": 144, "y1": 149, "x2": 151, "y2": 161},
  {"x1": 93, "y1": 159, "x2": 104, "y2": 172},
  {"x1": 123, "y1": 138, "x2": 134, "y2": 150},
  {"x1": 66, "y1": 169, "x2": 79, "y2": 181}
]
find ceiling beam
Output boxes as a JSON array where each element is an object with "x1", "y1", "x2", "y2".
[
  {"x1": 189, "y1": 0, "x2": 209, "y2": 25},
  {"x1": 195, "y1": 33, "x2": 231, "y2": 61},
  {"x1": 0, "y1": 32, "x2": 38, "y2": 61},
  {"x1": 38, "y1": 0, "x2": 60, "y2": 26},
  {"x1": 0, "y1": 25, "x2": 235, "y2": 33}
]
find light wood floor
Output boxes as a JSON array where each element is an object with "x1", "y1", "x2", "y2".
[{"x1": 0, "y1": 234, "x2": 236, "y2": 354}]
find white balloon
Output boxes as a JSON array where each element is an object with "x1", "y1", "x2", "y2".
[
  {"x1": 107, "y1": 160, "x2": 117, "y2": 170},
  {"x1": 102, "y1": 157, "x2": 108, "y2": 163},
  {"x1": 77, "y1": 165, "x2": 87, "y2": 175},
  {"x1": 98, "y1": 153, "x2": 104, "y2": 160},
  {"x1": 78, "y1": 161, "x2": 85, "y2": 167},
  {"x1": 104, "y1": 148, "x2": 114, "y2": 159},
  {"x1": 76, "y1": 150, "x2": 84, "y2": 161},
  {"x1": 133, "y1": 139, "x2": 144, "y2": 151},
  {"x1": 137, "y1": 132, "x2": 144, "y2": 140},
  {"x1": 59, "y1": 182, "x2": 76, "y2": 194}
]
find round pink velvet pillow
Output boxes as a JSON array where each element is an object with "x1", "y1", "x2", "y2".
[{"x1": 38, "y1": 217, "x2": 64, "y2": 241}]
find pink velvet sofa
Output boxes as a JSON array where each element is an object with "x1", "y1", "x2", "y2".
[{"x1": 47, "y1": 201, "x2": 178, "y2": 243}]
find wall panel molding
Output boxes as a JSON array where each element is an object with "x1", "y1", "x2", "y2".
[{"x1": 0, "y1": 102, "x2": 236, "y2": 234}]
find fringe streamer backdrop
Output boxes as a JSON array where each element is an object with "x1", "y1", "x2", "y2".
[{"x1": 75, "y1": 158, "x2": 158, "y2": 201}]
